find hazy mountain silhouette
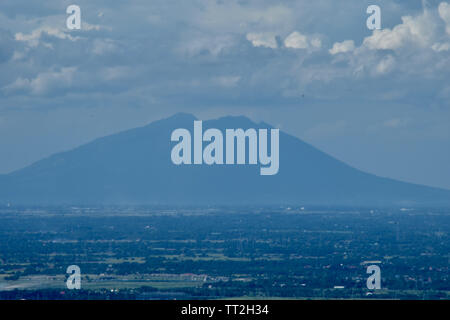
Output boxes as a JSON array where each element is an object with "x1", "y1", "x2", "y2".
[{"x1": 0, "y1": 113, "x2": 449, "y2": 206}]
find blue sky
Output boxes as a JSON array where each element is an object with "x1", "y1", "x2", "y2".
[{"x1": 0, "y1": 0, "x2": 449, "y2": 189}]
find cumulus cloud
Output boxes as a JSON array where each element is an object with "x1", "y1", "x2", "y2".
[
  {"x1": 195, "y1": 3, "x2": 294, "y2": 35},
  {"x1": 439, "y1": 2, "x2": 450, "y2": 34},
  {"x1": 432, "y1": 42, "x2": 450, "y2": 51},
  {"x1": 92, "y1": 38, "x2": 117, "y2": 55},
  {"x1": 284, "y1": 31, "x2": 307, "y2": 49},
  {"x1": 246, "y1": 32, "x2": 278, "y2": 49},
  {"x1": 2, "y1": 77, "x2": 30, "y2": 93},
  {"x1": 0, "y1": 0, "x2": 449, "y2": 109},
  {"x1": 3, "y1": 67, "x2": 77, "y2": 95},
  {"x1": 362, "y1": 13, "x2": 436, "y2": 50},
  {"x1": 329, "y1": 40, "x2": 355, "y2": 54},
  {"x1": 284, "y1": 31, "x2": 321, "y2": 49},
  {"x1": 82, "y1": 22, "x2": 106, "y2": 32},
  {"x1": 15, "y1": 26, "x2": 79, "y2": 47},
  {"x1": 180, "y1": 33, "x2": 237, "y2": 57},
  {"x1": 327, "y1": 3, "x2": 450, "y2": 83},
  {"x1": 375, "y1": 55, "x2": 396, "y2": 75}
]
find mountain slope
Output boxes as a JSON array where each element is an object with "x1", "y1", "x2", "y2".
[{"x1": 0, "y1": 113, "x2": 449, "y2": 206}]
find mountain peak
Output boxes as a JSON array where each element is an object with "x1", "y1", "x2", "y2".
[
  {"x1": 205, "y1": 115, "x2": 258, "y2": 129},
  {"x1": 1, "y1": 113, "x2": 449, "y2": 206},
  {"x1": 166, "y1": 112, "x2": 197, "y2": 122},
  {"x1": 149, "y1": 112, "x2": 197, "y2": 128}
]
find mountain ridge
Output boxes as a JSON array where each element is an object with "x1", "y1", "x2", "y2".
[{"x1": 1, "y1": 112, "x2": 449, "y2": 206}]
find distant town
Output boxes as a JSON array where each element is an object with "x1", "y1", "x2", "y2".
[{"x1": 0, "y1": 206, "x2": 448, "y2": 299}]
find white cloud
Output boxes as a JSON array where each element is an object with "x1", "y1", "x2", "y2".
[
  {"x1": 180, "y1": 34, "x2": 237, "y2": 56},
  {"x1": 212, "y1": 76, "x2": 241, "y2": 87},
  {"x1": 284, "y1": 31, "x2": 321, "y2": 50},
  {"x1": 82, "y1": 22, "x2": 106, "y2": 31},
  {"x1": 2, "y1": 77, "x2": 31, "y2": 93},
  {"x1": 432, "y1": 42, "x2": 450, "y2": 52},
  {"x1": 438, "y1": 2, "x2": 450, "y2": 35},
  {"x1": 329, "y1": 40, "x2": 355, "y2": 54},
  {"x1": 284, "y1": 31, "x2": 308, "y2": 49},
  {"x1": 362, "y1": 12, "x2": 436, "y2": 50},
  {"x1": 31, "y1": 67, "x2": 77, "y2": 95},
  {"x1": 1, "y1": 1, "x2": 449, "y2": 111},
  {"x1": 11, "y1": 50, "x2": 26, "y2": 61},
  {"x1": 310, "y1": 38, "x2": 322, "y2": 49},
  {"x1": 92, "y1": 38, "x2": 117, "y2": 55},
  {"x1": 196, "y1": 3, "x2": 294, "y2": 35},
  {"x1": 3, "y1": 67, "x2": 77, "y2": 95},
  {"x1": 15, "y1": 27, "x2": 79, "y2": 47},
  {"x1": 375, "y1": 55, "x2": 396, "y2": 75},
  {"x1": 383, "y1": 118, "x2": 410, "y2": 128},
  {"x1": 246, "y1": 32, "x2": 278, "y2": 49},
  {"x1": 14, "y1": 21, "x2": 107, "y2": 49},
  {"x1": 101, "y1": 66, "x2": 132, "y2": 81}
]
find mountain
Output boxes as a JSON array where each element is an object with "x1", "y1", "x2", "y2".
[{"x1": 0, "y1": 113, "x2": 449, "y2": 206}]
